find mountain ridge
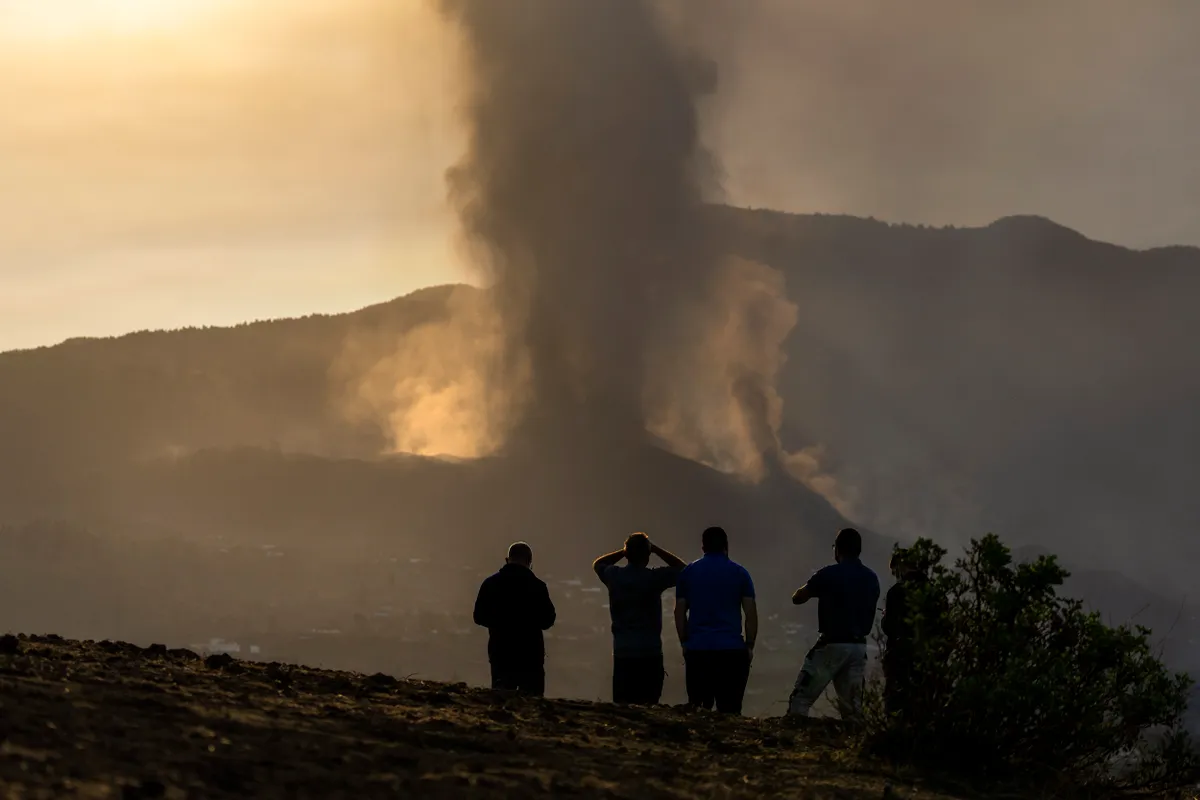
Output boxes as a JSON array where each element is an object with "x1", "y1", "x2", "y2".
[
  {"x1": 2, "y1": 204, "x2": 1198, "y2": 702},
  {"x1": 7, "y1": 209, "x2": 1199, "y2": 359}
]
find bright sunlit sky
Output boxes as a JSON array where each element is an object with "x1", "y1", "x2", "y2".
[
  {"x1": 3, "y1": 0, "x2": 1199, "y2": 351},
  {"x1": 1, "y1": 0, "x2": 464, "y2": 351}
]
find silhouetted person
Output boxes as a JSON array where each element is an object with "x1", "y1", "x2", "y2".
[
  {"x1": 473, "y1": 541, "x2": 556, "y2": 695},
  {"x1": 787, "y1": 528, "x2": 880, "y2": 722},
  {"x1": 593, "y1": 532, "x2": 687, "y2": 704},
  {"x1": 674, "y1": 526, "x2": 758, "y2": 714},
  {"x1": 880, "y1": 548, "x2": 927, "y2": 717}
]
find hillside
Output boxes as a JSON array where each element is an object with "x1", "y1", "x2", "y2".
[
  {"x1": 0, "y1": 633, "x2": 960, "y2": 799},
  {"x1": 3, "y1": 210, "x2": 1198, "y2": 589},
  {"x1": 711, "y1": 209, "x2": 1200, "y2": 590}
]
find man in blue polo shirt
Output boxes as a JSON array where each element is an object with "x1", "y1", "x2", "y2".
[
  {"x1": 674, "y1": 526, "x2": 758, "y2": 714},
  {"x1": 787, "y1": 527, "x2": 880, "y2": 721}
]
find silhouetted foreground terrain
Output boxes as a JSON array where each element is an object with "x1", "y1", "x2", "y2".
[{"x1": 0, "y1": 634, "x2": 961, "y2": 799}]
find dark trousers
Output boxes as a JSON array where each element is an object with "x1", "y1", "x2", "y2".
[
  {"x1": 490, "y1": 661, "x2": 545, "y2": 696},
  {"x1": 881, "y1": 647, "x2": 912, "y2": 716},
  {"x1": 684, "y1": 648, "x2": 751, "y2": 714},
  {"x1": 612, "y1": 654, "x2": 665, "y2": 705}
]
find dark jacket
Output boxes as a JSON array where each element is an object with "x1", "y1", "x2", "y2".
[
  {"x1": 882, "y1": 574, "x2": 930, "y2": 648},
  {"x1": 473, "y1": 564, "x2": 556, "y2": 666}
]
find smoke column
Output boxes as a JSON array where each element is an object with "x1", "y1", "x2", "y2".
[{"x1": 437, "y1": 0, "x2": 730, "y2": 446}]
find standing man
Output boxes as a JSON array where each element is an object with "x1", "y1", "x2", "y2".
[
  {"x1": 674, "y1": 526, "x2": 758, "y2": 714},
  {"x1": 882, "y1": 547, "x2": 937, "y2": 718},
  {"x1": 473, "y1": 541, "x2": 556, "y2": 696},
  {"x1": 593, "y1": 532, "x2": 687, "y2": 704},
  {"x1": 787, "y1": 527, "x2": 880, "y2": 722}
]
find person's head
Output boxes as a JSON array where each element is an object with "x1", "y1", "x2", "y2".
[
  {"x1": 834, "y1": 528, "x2": 862, "y2": 563},
  {"x1": 624, "y1": 532, "x2": 651, "y2": 566},
  {"x1": 506, "y1": 541, "x2": 533, "y2": 568},
  {"x1": 889, "y1": 547, "x2": 910, "y2": 579},
  {"x1": 701, "y1": 526, "x2": 729, "y2": 555}
]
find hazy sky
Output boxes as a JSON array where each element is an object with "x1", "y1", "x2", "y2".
[{"x1": 3, "y1": 0, "x2": 1199, "y2": 351}]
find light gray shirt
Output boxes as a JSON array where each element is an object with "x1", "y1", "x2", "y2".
[{"x1": 600, "y1": 564, "x2": 680, "y2": 658}]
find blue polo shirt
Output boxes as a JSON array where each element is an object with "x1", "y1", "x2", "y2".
[{"x1": 676, "y1": 553, "x2": 755, "y2": 651}]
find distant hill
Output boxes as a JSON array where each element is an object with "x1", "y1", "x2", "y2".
[
  {"x1": 1, "y1": 207, "x2": 1198, "y2": 650},
  {"x1": 711, "y1": 207, "x2": 1200, "y2": 591}
]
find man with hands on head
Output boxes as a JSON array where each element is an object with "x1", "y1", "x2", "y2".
[{"x1": 593, "y1": 532, "x2": 687, "y2": 704}]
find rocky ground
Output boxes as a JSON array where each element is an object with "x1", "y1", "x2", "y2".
[{"x1": 0, "y1": 633, "x2": 967, "y2": 799}]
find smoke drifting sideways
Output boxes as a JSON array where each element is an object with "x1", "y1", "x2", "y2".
[{"x1": 338, "y1": 0, "x2": 841, "y2": 504}]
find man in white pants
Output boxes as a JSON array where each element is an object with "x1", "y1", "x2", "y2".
[{"x1": 787, "y1": 528, "x2": 880, "y2": 722}]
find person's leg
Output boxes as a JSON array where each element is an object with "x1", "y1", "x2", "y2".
[
  {"x1": 882, "y1": 648, "x2": 909, "y2": 717},
  {"x1": 522, "y1": 664, "x2": 546, "y2": 697},
  {"x1": 627, "y1": 654, "x2": 665, "y2": 704},
  {"x1": 645, "y1": 653, "x2": 665, "y2": 705},
  {"x1": 831, "y1": 644, "x2": 868, "y2": 723},
  {"x1": 714, "y1": 649, "x2": 751, "y2": 714},
  {"x1": 491, "y1": 661, "x2": 518, "y2": 691},
  {"x1": 787, "y1": 643, "x2": 846, "y2": 716},
  {"x1": 685, "y1": 650, "x2": 716, "y2": 710},
  {"x1": 613, "y1": 657, "x2": 633, "y2": 704}
]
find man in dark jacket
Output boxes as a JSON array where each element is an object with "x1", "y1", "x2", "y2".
[
  {"x1": 473, "y1": 541, "x2": 556, "y2": 695},
  {"x1": 881, "y1": 547, "x2": 929, "y2": 716}
]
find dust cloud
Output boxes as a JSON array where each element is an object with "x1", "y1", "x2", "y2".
[
  {"x1": 334, "y1": 287, "x2": 525, "y2": 459},
  {"x1": 418, "y1": 0, "x2": 828, "y2": 495}
]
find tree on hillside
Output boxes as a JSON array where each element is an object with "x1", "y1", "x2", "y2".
[{"x1": 868, "y1": 534, "x2": 1197, "y2": 794}]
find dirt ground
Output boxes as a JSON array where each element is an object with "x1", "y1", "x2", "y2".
[{"x1": 0, "y1": 634, "x2": 965, "y2": 799}]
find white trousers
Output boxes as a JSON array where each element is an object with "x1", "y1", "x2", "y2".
[{"x1": 786, "y1": 641, "x2": 867, "y2": 720}]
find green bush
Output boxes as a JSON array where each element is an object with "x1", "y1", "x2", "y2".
[{"x1": 866, "y1": 534, "x2": 1197, "y2": 794}]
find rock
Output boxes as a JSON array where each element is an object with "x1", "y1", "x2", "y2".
[
  {"x1": 168, "y1": 648, "x2": 200, "y2": 662},
  {"x1": 122, "y1": 779, "x2": 166, "y2": 799},
  {"x1": 145, "y1": 644, "x2": 168, "y2": 658},
  {"x1": 0, "y1": 634, "x2": 20, "y2": 655},
  {"x1": 367, "y1": 672, "x2": 397, "y2": 689},
  {"x1": 265, "y1": 663, "x2": 293, "y2": 688},
  {"x1": 204, "y1": 653, "x2": 235, "y2": 670}
]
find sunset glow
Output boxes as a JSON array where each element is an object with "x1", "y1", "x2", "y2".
[{"x1": 0, "y1": 0, "x2": 224, "y2": 40}]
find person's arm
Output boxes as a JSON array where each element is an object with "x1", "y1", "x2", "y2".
[
  {"x1": 592, "y1": 549, "x2": 625, "y2": 581},
  {"x1": 538, "y1": 582, "x2": 556, "y2": 630},
  {"x1": 473, "y1": 579, "x2": 492, "y2": 628},
  {"x1": 792, "y1": 567, "x2": 826, "y2": 606},
  {"x1": 674, "y1": 597, "x2": 690, "y2": 650},
  {"x1": 650, "y1": 542, "x2": 687, "y2": 571},
  {"x1": 881, "y1": 584, "x2": 902, "y2": 639},
  {"x1": 741, "y1": 568, "x2": 758, "y2": 662},
  {"x1": 742, "y1": 596, "x2": 758, "y2": 662}
]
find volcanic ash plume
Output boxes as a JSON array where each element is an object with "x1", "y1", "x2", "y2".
[
  {"x1": 643, "y1": 257, "x2": 795, "y2": 481},
  {"x1": 412, "y1": 0, "x2": 836, "y2": 495},
  {"x1": 437, "y1": 0, "x2": 722, "y2": 437}
]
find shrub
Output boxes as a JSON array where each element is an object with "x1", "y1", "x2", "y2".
[{"x1": 867, "y1": 534, "x2": 1197, "y2": 794}]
